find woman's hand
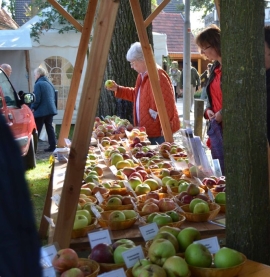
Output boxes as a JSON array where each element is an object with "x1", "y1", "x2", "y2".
[
  {"x1": 206, "y1": 109, "x2": 215, "y2": 119},
  {"x1": 105, "y1": 80, "x2": 118, "y2": 91}
]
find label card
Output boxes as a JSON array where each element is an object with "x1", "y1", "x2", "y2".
[
  {"x1": 193, "y1": 236, "x2": 220, "y2": 254},
  {"x1": 98, "y1": 267, "x2": 126, "y2": 277},
  {"x1": 109, "y1": 165, "x2": 117, "y2": 175},
  {"x1": 51, "y1": 194, "x2": 60, "y2": 206},
  {"x1": 213, "y1": 159, "x2": 222, "y2": 177},
  {"x1": 41, "y1": 244, "x2": 58, "y2": 266},
  {"x1": 88, "y1": 229, "x2": 112, "y2": 249},
  {"x1": 95, "y1": 191, "x2": 104, "y2": 204},
  {"x1": 91, "y1": 205, "x2": 101, "y2": 218},
  {"x1": 139, "y1": 222, "x2": 159, "y2": 241},
  {"x1": 42, "y1": 267, "x2": 56, "y2": 277},
  {"x1": 44, "y1": 215, "x2": 55, "y2": 227},
  {"x1": 122, "y1": 245, "x2": 145, "y2": 268}
]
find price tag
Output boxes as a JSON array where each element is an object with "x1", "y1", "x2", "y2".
[
  {"x1": 125, "y1": 181, "x2": 137, "y2": 198},
  {"x1": 207, "y1": 188, "x2": 214, "y2": 202},
  {"x1": 166, "y1": 150, "x2": 177, "y2": 168},
  {"x1": 41, "y1": 244, "x2": 58, "y2": 264},
  {"x1": 97, "y1": 267, "x2": 126, "y2": 277},
  {"x1": 51, "y1": 194, "x2": 60, "y2": 206},
  {"x1": 109, "y1": 165, "x2": 117, "y2": 175},
  {"x1": 122, "y1": 245, "x2": 145, "y2": 268},
  {"x1": 42, "y1": 267, "x2": 56, "y2": 277},
  {"x1": 139, "y1": 222, "x2": 159, "y2": 241},
  {"x1": 91, "y1": 205, "x2": 101, "y2": 218},
  {"x1": 88, "y1": 229, "x2": 112, "y2": 249},
  {"x1": 44, "y1": 216, "x2": 55, "y2": 227},
  {"x1": 193, "y1": 237, "x2": 220, "y2": 254},
  {"x1": 64, "y1": 138, "x2": 71, "y2": 148},
  {"x1": 213, "y1": 159, "x2": 222, "y2": 177},
  {"x1": 95, "y1": 191, "x2": 104, "y2": 204}
]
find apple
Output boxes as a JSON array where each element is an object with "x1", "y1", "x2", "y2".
[
  {"x1": 148, "y1": 238, "x2": 176, "y2": 266},
  {"x1": 214, "y1": 184, "x2": 226, "y2": 192},
  {"x1": 189, "y1": 198, "x2": 208, "y2": 213},
  {"x1": 166, "y1": 179, "x2": 179, "y2": 190},
  {"x1": 161, "y1": 176, "x2": 173, "y2": 186},
  {"x1": 177, "y1": 227, "x2": 201, "y2": 252},
  {"x1": 181, "y1": 194, "x2": 194, "y2": 204},
  {"x1": 158, "y1": 198, "x2": 176, "y2": 212},
  {"x1": 215, "y1": 192, "x2": 226, "y2": 204},
  {"x1": 152, "y1": 213, "x2": 173, "y2": 226},
  {"x1": 109, "y1": 211, "x2": 126, "y2": 222},
  {"x1": 122, "y1": 210, "x2": 137, "y2": 219},
  {"x1": 105, "y1": 79, "x2": 114, "y2": 88},
  {"x1": 146, "y1": 212, "x2": 160, "y2": 223},
  {"x1": 122, "y1": 167, "x2": 136, "y2": 178},
  {"x1": 137, "y1": 170, "x2": 149, "y2": 181},
  {"x1": 139, "y1": 264, "x2": 167, "y2": 277},
  {"x1": 185, "y1": 243, "x2": 212, "y2": 268},
  {"x1": 73, "y1": 214, "x2": 88, "y2": 230},
  {"x1": 92, "y1": 185, "x2": 108, "y2": 195},
  {"x1": 89, "y1": 243, "x2": 114, "y2": 263},
  {"x1": 214, "y1": 247, "x2": 244, "y2": 268},
  {"x1": 144, "y1": 179, "x2": 159, "y2": 191},
  {"x1": 135, "y1": 183, "x2": 151, "y2": 195},
  {"x1": 122, "y1": 195, "x2": 136, "y2": 205},
  {"x1": 129, "y1": 172, "x2": 144, "y2": 181},
  {"x1": 113, "y1": 243, "x2": 135, "y2": 264},
  {"x1": 116, "y1": 160, "x2": 132, "y2": 170},
  {"x1": 80, "y1": 188, "x2": 92, "y2": 196},
  {"x1": 202, "y1": 177, "x2": 217, "y2": 188},
  {"x1": 158, "y1": 226, "x2": 181, "y2": 239},
  {"x1": 178, "y1": 182, "x2": 190, "y2": 193},
  {"x1": 193, "y1": 202, "x2": 210, "y2": 214},
  {"x1": 107, "y1": 196, "x2": 122, "y2": 206},
  {"x1": 145, "y1": 191, "x2": 160, "y2": 200},
  {"x1": 112, "y1": 239, "x2": 136, "y2": 250},
  {"x1": 187, "y1": 183, "x2": 200, "y2": 196},
  {"x1": 195, "y1": 193, "x2": 209, "y2": 202},
  {"x1": 110, "y1": 153, "x2": 124, "y2": 166},
  {"x1": 132, "y1": 258, "x2": 152, "y2": 277},
  {"x1": 144, "y1": 198, "x2": 160, "y2": 206},
  {"x1": 162, "y1": 256, "x2": 190, "y2": 277},
  {"x1": 166, "y1": 210, "x2": 180, "y2": 222},
  {"x1": 76, "y1": 210, "x2": 91, "y2": 224},
  {"x1": 154, "y1": 231, "x2": 179, "y2": 252},
  {"x1": 84, "y1": 174, "x2": 99, "y2": 184},
  {"x1": 60, "y1": 268, "x2": 84, "y2": 277},
  {"x1": 77, "y1": 261, "x2": 92, "y2": 276},
  {"x1": 52, "y1": 248, "x2": 79, "y2": 273},
  {"x1": 142, "y1": 203, "x2": 160, "y2": 214}
]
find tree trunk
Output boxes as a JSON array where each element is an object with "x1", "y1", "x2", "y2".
[
  {"x1": 221, "y1": 0, "x2": 270, "y2": 264},
  {"x1": 97, "y1": 0, "x2": 152, "y2": 124}
]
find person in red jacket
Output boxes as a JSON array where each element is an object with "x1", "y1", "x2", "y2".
[{"x1": 105, "y1": 42, "x2": 180, "y2": 145}]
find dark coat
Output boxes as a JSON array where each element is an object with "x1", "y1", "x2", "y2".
[
  {"x1": 266, "y1": 69, "x2": 270, "y2": 144},
  {"x1": 32, "y1": 76, "x2": 57, "y2": 118}
]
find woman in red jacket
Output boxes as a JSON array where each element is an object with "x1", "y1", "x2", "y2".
[{"x1": 106, "y1": 42, "x2": 180, "y2": 145}]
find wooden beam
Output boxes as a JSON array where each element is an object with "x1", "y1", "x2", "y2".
[
  {"x1": 52, "y1": 0, "x2": 120, "y2": 248},
  {"x1": 214, "y1": 0, "x2": 220, "y2": 20},
  {"x1": 144, "y1": 0, "x2": 170, "y2": 27},
  {"x1": 57, "y1": 0, "x2": 98, "y2": 147},
  {"x1": 130, "y1": 0, "x2": 173, "y2": 142},
  {"x1": 47, "y1": 0, "x2": 83, "y2": 32},
  {"x1": 24, "y1": 50, "x2": 32, "y2": 93}
]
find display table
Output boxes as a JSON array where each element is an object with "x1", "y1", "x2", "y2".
[{"x1": 238, "y1": 259, "x2": 270, "y2": 276}]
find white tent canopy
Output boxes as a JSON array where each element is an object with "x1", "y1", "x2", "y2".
[{"x1": 0, "y1": 29, "x2": 32, "y2": 50}]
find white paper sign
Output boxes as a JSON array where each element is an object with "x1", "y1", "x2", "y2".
[
  {"x1": 51, "y1": 194, "x2": 60, "y2": 206},
  {"x1": 44, "y1": 216, "x2": 55, "y2": 227},
  {"x1": 88, "y1": 229, "x2": 112, "y2": 249},
  {"x1": 91, "y1": 205, "x2": 101, "y2": 218},
  {"x1": 98, "y1": 267, "x2": 126, "y2": 277},
  {"x1": 213, "y1": 159, "x2": 222, "y2": 177},
  {"x1": 122, "y1": 245, "x2": 145, "y2": 268},
  {"x1": 41, "y1": 244, "x2": 58, "y2": 264},
  {"x1": 193, "y1": 236, "x2": 220, "y2": 254},
  {"x1": 95, "y1": 191, "x2": 104, "y2": 204},
  {"x1": 139, "y1": 222, "x2": 159, "y2": 241},
  {"x1": 109, "y1": 165, "x2": 117, "y2": 175},
  {"x1": 42, "y1": 267, "x2": 56, "y2": 277}
]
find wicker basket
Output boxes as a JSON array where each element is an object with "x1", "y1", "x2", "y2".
[
  {"x1": 71, "y1": 218, "x2": 98, "y2": 239},
  {"x1": 136, "y1": 193, "x2": 172, "y2": 203},
  {"x1": 219, "y1": 203, "x2": 226, "y2": 213},
  {"x1": 180, "y1": 203, "x2": 220, "y2": 222},
  {"x1": 100, "y1": 201, "x2": 134, "y2": 211},
  {"x1": 187, "y1": 254, "x2": 246, "y2": 277},
  {"x1": 97, "y1": 211, "x2": 138, "y2": 230},
  {"x1": 108, "y1": 187, "x2": 128, "y2": 195},
  {"x1": 77, "y1": 258, "x2": 100, "y2": 277}
]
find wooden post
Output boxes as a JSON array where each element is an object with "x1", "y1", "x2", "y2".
[
  {"x1": 56, "y1": 0, "x2": 98, "y2": 147},
  {"x1": 144, "y1": 0, "x2": 170, "y2": 27},
  {"x1": 130, "y1": 0, "x2": 174, "y2": 142},
  {"x1": 194, "y1": 99, "x2": 204, "y2": 139},
  {"x1": 214, "y1": 0, "x2": 220, "y2": 20},
  {"x1": 52, "y1": 0, "x2": 120, "y2": 248}
]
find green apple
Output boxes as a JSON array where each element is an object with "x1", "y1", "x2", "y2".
[
  {"x1": 189, "y1": 198, "x2": 208, "y2": 212},
  {"x1": 73, "y1": 214, "x2": 88, "y2": 230},
  {"x1": 126, "y1": 159, "x2": 135, "y2": 167},
  {"x1": 161, "y1": 176, "x2": 173, "y2": 186},
  {"x1": 153, "y1": 231, "x2": 179, "y2": 252},
  {"x1": 187, "y1": 183, "x2": 200, "y2": 196},
  {"x1": 112, "y1": 239, "x2": 136, "y2": 250},
  {"x1": 135, "y1": 183, "x2": 151, "y2": 195},
  {"x1": 143, "y1": 179, "x2": 159, "y2": 191},
  {"x1": 166, "y1": 179, "x2": 179, "y2": 189},
  {"x1": 214, "y1": 247, "x2": 244, "y2": 268},
  {"x1": 193, "y1": 202, "x2": 210, "y2": 214},
  {"x1": 148, "y1": 238, "x2": 176, "y2": 266},
  {"x1": 129, "y1": 177, "x2": 142, "y2": 190},
  {"x1": 109, "y1": 211, "x2": 126, "y2": 222},
  {"x1": 158, "y1": 226, "x2": 181, "y2": 239},
  {"x1": 105, "y1": 79, "x2": 114, "y2": 88},
  {"x1": 215, "y1": 192, "x2": 226, "y2": 205},
  {"x1": 152, "y1": 213, "x2": 173, "y2": 226},
  {"x1": 107, "y1": 196, "x2": 122, "y2": 206},
  {"x1": 110, "y1": 153, "x2": 124, "y2": 166},
  {"x1": 122, "y1": 210, "x2": 137, "y2": 219},
  {"x1": 166, "y1": 210, "x2": 180, "y2": 222},
  {"x1": 116, "y1": 160, "x2": 131, "y2": 170},
  {"x1": 185, "y1": 243, "x2": 212, "y2": 268},
  {"x1": 132, "y1": 259, "x2": 152, "y2": 277},
  {"x1": 178, "y1": 182, "x2": 190, "y2": 193},
  {"x1": 117, "y1": 146, "x2": 126, "y2": 154},
  {"x1": 147, "y1": 212, "x2": 160, "y2": 223},
  {"x1": 177, "y1": 227, "x2": 201, "y2": 252},
  {"x1": 159, "y1": 168, "x2": 170, "y2": 178},
  {"x1": 162, "y1": 255, "x2": 190, "y2": 277},
  {"x1": 139, "y1": 264, "x2": 167, "y2": 277},
  {"x1": 113, "y1": 243, "x2": 135, "y2": 264},
  {"x1": 84, "y1": 174, "x2": 99, "y2": 183},
  {"x1": 80, "y1": 188, "x2": 92, "y2": 196},
  {"x1": 76, "y1": 209, "x2": 91, "y2": 224}
]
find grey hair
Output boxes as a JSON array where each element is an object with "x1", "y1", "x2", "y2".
[
  {"x1": 34, "y1": 67, "x2": 46, "y2": 77},
  {"x1": 126, "y1": 42, "x2": 145, "y2": 62}
]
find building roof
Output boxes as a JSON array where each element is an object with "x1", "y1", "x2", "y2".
[
  {"x1": 156, "y1": 0, "x2": 183, "y2": 14},
  {"x1": 0, "y1": 9, "x2": 19, "y2": 30},
  {"x1": 152, "y1": 12, "x2": 199, "y2": 55}
]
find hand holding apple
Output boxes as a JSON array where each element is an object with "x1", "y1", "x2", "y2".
[{"x1": 105, "y1": 79, "x2": 118, "y2": 90}]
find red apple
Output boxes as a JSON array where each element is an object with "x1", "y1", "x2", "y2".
[
  {"x1": 202, "y1": 177, "x2": 217, "y2": 188},
  {"x1": 89, "y1": 243, "x2": 114, "y2": 263},
  {"x1": 122, "y1": 196, "x2": 136, "y2": 205},
  {"x1": 145, "y1": 191, "x2": 160, "y2": 200},
  {"x1": 122, "y1": 167, "x2": 136, "y2": 178},
  {"x1": 52, "y1": 248, "x2": 79, "y2": 274},
  {"x1": 137, "y1": 170, "x2": 148, "y2": 181},
  {"x1": 142, "y1": 203, "x2": 160, "y2": 213},
  {"x1": 144, "y1": 198, "x2": 160, "y2": 205},
  {"x1": 158, "y1": 198, "x2": 176, "y2": 212},
  {"x1": 135, "y1": 151, "x2": 145, "y2": 159},
  {"x1": 216, "y1": 178, "x2": 226, "y2": 185},
  {"x1": 133, "y1": 137, "x2": 141, "y2": 144},
  {"x1": 214, "y1": 184, "x2": 226, "y2": 192},
  {"x1": 129, "y1": 172, "x2": 143, "y2": 181},
  {"x1": 135, "y1": 166, "x2": 145, "y2": 171},
  {"x1": 181, "y1": 194, "x2": 194, "y2": 204},
  {"x1": 126, "y1": 123, "x2": 134, "y2": 131}
]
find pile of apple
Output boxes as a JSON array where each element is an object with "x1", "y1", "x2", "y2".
[
  {"x1": 215, "y1": 191, "x2": 226, "y2": 205},
  {"x1": 158, "y1": 141, "x2": 187, "y2": 159},
  {"x1": 126, "y1": 127, "x2": 148, "y2": 143},
  {"x1": 107, "y1": 209, "x2": 137, "y2": 222},
  {"x1": 202, "y1": 175, "x2": 226, "y2": 194},
  {"x1": 52, "y1": 248, "x2": 93, "y2": 277},
  {"x1": 187, "y1": 198, "x2": 210, "y2": 214},
  {"x1": 73, "y1": 208, "x2": 93, "y2": 231},
  {"x1": 102, "y1": 194, "x2": 137, "y2": 207},
  {"x1": 89, "y1": 239, "x2": 138, "y2": 265}
]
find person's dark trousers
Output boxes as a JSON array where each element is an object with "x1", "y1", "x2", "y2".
[
  {"x1": 174, "y1": 86, "x2": 177, "y2": 102},
  {"x1": 35, "y1": 115, "x2": 56, "y2": 150}
]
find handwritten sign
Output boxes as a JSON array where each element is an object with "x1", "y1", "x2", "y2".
[
  {"x1": 88, "y1": 229, "x2": 112, "y2": 249},
  {"x1": 194, "y1": 237, "x2": 220, "y2": 254},
  {"x1": 122, "y1": 245, "x2": 145, "y2": 268},
  {"x1": 139, "y1": 223, "x2": 159, "y2": 241}
]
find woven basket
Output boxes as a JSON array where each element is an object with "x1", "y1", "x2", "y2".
[
  {"x1": 100, "y1": 201, "x2": 134, "y2": 211},
  {"x1": 97, "y1": 211, "x2": 138, "y2": 230},
  {"x1": 136, "y1": 193, "x2": 172, "y2": 203},
  {"x1": 71, "y1": 218, "x2": 98, "y2": 239},
  {"x1": 108, "y1": 187, "x2": 128, "y2": 195},
  {"x1": 187, "y1": 254, "x2": 246, "y2": 277},
  {"x1": 77, "y1": 258, "x2": 100, "y2": 277},
  {"x1": 219, "y1": 203, "x2": 226, "y2": 213},
  {"x1": 180, "y1": 203, "x2": 220, "y2": 222}
]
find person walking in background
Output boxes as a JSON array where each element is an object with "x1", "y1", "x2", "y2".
[
  {"x1": 200, "y1": 63, "x2": 212, "y2": 100},
  {"x1": 180, "y1": 62, "x2": 201, "y2": 112},
  {"x1": 0, "y1": 63, "x2": 12, "y2": 78},
  {"x1": 105, "y1": 42, "x2": 180, "y2": 145},
  {"x1": 195, "y1": 24, "x2": 224, "y2": 174},
  {"x1": 32, "y1": 67, "x2": 57, "y2": 152},
  {"x1": 170, "y1": 61, "x2": 181, "y2": 102}
]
